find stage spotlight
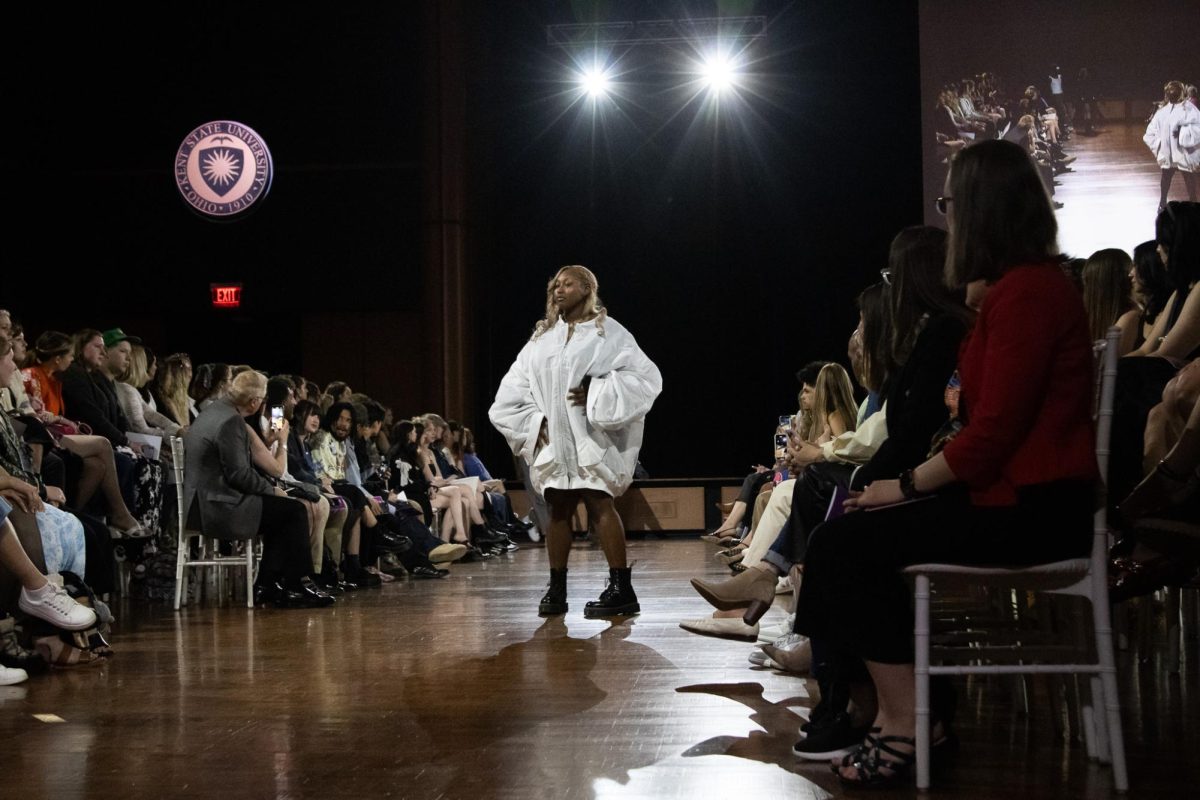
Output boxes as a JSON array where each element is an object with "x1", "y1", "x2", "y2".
[
  {"x1": 700, "y1": 54, "x2": 737, "y2": 92},
  {"x1": 579, "y1": 68, "x2": 612, "y2": 99}
]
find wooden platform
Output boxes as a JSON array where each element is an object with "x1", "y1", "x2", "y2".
[
  {"x1": 506, "y1": 478, "x2": 745, "y2": 535},
  {"x1": 1, "y1": 539, "x2": 1197, "y2": 799}
]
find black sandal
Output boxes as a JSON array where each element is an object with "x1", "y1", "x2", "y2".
[{"x1": 835, "y1": 733, "x2": 917, "y2": 788}]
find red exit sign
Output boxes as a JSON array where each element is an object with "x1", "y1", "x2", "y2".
[{"x1": 211, "y1": 283, "x2": 243, "y2": 308}]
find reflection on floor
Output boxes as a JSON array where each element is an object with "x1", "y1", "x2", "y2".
[
  {"x1": 0, "y1": 538, "x2": 1196, "y2": 799},
  {"x1": 1055, "y1": 121, "x2": 1192, "y2": 257}
]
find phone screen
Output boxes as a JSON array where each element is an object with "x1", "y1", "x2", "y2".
[{"x1": 270, "y1": 406, "x2": 284, "y2": 431}]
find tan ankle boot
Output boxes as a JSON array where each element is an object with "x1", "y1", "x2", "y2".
[{"x1": 690, "y1": 567, "x2": 777, "y2": 619}]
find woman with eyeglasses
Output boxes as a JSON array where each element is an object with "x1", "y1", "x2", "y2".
[{"x1": 794, "y1": 140, "x2": 1097, "y2": 787}]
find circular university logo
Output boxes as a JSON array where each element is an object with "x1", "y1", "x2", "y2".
[{"x1": 174, "y1": 121, "x2": 273, "y2": 220}]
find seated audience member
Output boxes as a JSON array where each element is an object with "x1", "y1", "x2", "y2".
[
  {"x1": 0, "y1": 497, "x2": 97, "y2": 633},
  {"x1": 188, "y1": 362, "x2": 230, "y2": 418},
  {"x1": 310, "y1": 402, "x2": 443, "y2": 580},
  {"x1": 388, "y1": 421, "x2": 477, "y2": 553},
  {"x1": 446, "y1": 421, "x2": 519, "y2": 535},
  {"x1": 1082, "y1": 248, "x2": 1140, "y2": 355},
  {"x1": 1111, "y1": 360, "x2": 1198, "y2": 598},
  {"x1": 182, "y1": 370, "x2": 333, "y2": 608},
  {"x1": 692, "y1": 227, "x2": 971, "y2": 637},
  {"x1": 0, "y1": 320, "x2": 35, "y2": 416},
  {"x1": 1, "y1": 341, "x2": 86, "y2": 577},
  {"x1": 115, "y1": 343, "x2": 182, "y2": 440},
  {"x1": 1111, "y1": 202, "x2": 1200, "y2": 506},
  {"x1": 243, "y1": 390, "x2": 342, "y2": 591},
  {"x1": 1130, "y1": 239, "x2": 1174, "y2": 350},
  {"x1": 796, "y1": 140, "x2": 1096, "y2": 786},
  {"x1": 21, "y1": 331, "x2": 74, "y2": 421},
  {"x1": 154, "y1": 353, "x2": 195, "y2": 425},
  {"x1": 325, "y1": 382, "x2": 351, "y2": 405},
  {"x1": 13, "y1": 332, "x2": 143, "y2": 538},
  {"x1": 707, "y1": 361, "x2": 832, "y2": 540},
  {"x1": 417, "y1": 416, "x2": 511, "y2": 552}
]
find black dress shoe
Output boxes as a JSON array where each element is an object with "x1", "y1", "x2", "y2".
[
  {"x1": 410, "y1": 565, "x2": 446, "y2": 579},
  {"x1": 375, "y1": 531, "x2": 414, "y2": 554},
  {"x1": 287, "y1": 580, "x2": 336, "y2": 608},
  {"x1": 337, "y1": 579, "x2": 359, "y2": 592},
  {"x1": 254, "y1": 581, "x2": 281, "y2": 606}
]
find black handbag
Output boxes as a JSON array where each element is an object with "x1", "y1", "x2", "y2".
[{"x1": 281, "y1": 480, "x2": 322, "y2": 503}]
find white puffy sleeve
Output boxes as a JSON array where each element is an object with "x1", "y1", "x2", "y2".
[
  {"x1": 1144, "y1": 110, "x2": 1163, "y2": 157},
  {"x1": 586, "y1": 330, "x2": 663, "y2": 432},
  {"x1": 489, "y1": 340, "x2": 546, "y2": 462},
  {"x1": 1180, "y1": 103, "x2": 1200, "y2": 158}
]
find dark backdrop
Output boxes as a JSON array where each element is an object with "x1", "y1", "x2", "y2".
[
  {"x1": 468, "y1": 1, "x2": 923, "y2": 477},
  {"x1": 2, "y1": 1, "x2": 924, "y2": 478}
]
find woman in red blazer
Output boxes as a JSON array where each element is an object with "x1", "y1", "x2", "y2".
[{"x1": 794, "y1": 139, "x2": 1097, "y2": 787}]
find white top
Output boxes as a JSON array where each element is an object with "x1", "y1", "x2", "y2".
[
  {"x1": 1144, "y1": 101, "x2": 1200, "y2": 172},
  {"x1": 115, "y1": 381, "x2": 180, "y2": 437},
  {"x1": 489, "y1": 315, "x2": 662, "y2": 497}
]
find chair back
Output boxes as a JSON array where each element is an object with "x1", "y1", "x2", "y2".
[
  {"x1": 170, "y1": 435, "x2": 187, "y2": 535},
  {"x1": 1088, "y1": 327, "x2": 1120, "y2": 594}
]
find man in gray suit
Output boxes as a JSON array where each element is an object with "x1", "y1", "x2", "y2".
[{"x1": 183, "y1": 371, "x2": 333, "y2": 608}]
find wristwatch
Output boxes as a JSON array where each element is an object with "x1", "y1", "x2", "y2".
[{"x1": 899, "y1": 469, "x2": 925, "y2": 500}]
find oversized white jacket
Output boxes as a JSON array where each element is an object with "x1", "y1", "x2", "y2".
[
  {"x1": 489, "y1": 315, "x2": 662, "y2": 498},
  {"x1": 1144, "y1": 101, "x2": 1200, "y2": 171}
]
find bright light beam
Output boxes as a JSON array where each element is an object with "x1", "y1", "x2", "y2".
[
  {"x1": 700, "y1": 54, "x2": 737, "y2": 93},
  {"x1": 580, "y1": 68, "x2": 612, "y2": 99}
]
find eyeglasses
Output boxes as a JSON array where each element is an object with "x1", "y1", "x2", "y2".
[
  {"x1": 935, "y1": 196, "x2": 953, "y2": 215},
  {"x1": 880, "y1": 268, "x2": 893, "y2": 285}
]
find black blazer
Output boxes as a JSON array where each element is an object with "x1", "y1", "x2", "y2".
[
  {"x1": 60, "y1": 363, "x2": 129, "y2": 446},
  {"x1": 852, "y1": 313, "x2": 968, "y2": 489}
]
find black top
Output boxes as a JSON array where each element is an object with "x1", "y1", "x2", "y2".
[
  {"x1": 852, "y1": 313, "x2": 968, "y2": 489},
  {"x1": 60, "y1": 363, "x2": 129, "y2": 446}
]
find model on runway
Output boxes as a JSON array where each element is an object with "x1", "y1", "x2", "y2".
[{"x1": 489, "y1": 265, "x2": 662, "y2": 617}]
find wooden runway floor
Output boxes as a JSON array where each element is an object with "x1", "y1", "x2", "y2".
[
  {"x1": 2, "y1": 538, "x2": 1197, "y2": 799},
  {"x1": 1054, "y1": 121, "x2": 1193, "y2": 257}
]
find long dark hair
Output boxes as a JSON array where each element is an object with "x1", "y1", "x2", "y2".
[
  {"x1": 857, "y1": 282, "x2": 892, "y2": 394},
  {"x1": 322, "y1": 402, "x2": 357, "y2": 434},
  {"x1": 889, "y1": 226, "x2": 971, "y2": 366},
  {"x1": 1132, "y1": 239, "x2": 1172, "y2": 322},
  {"x1": 1156, "y1": 201, "x2": 1200, "y2": 292},
  {"x1": 390, "y1": 420, "x2": 419, "y2": 464},
  {"x1": 292, "y1": 399, "x2": 322, "y2": 441},
  {"x1": 945, "y1": 139, "x2": 1058, "y2": 287}
]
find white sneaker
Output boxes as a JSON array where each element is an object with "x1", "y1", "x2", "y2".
[
  {"x1": 775, "y1": 576, "x2": 792, "y2": 595},
  {"x1": 757, "y1": 624, "x2": 785, "y2": 642},
  {"x1": 18, "y1": 582, "x2": 97, "y2": 631},
  {"x1": 0, "y1": 665, "x2": 28, "y2": 686}
]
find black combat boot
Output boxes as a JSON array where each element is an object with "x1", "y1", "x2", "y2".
[
  {"x1": 538, "y1": 568, "x2": 569, "y2": 616},
  {"x1": 583, "y1": 567, "x2": 640, "y2": 618}
]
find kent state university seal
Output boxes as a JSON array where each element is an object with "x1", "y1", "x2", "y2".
[{"x1": 174, "y1": 121, "x2": 273, "y2": 220}]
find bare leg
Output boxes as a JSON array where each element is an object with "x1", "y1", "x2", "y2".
[
  {"x1": 1185, "y1": 171, "x2": 1198, "y2": 202},
  {"x1": 0, "y1": 519, "x2": 49, "y2": 592},
  {"x1": 28, "y1": 443, "x2": 43, "y2": 473},
  {"x1": 581, "y1": 490, "x2": 626, "y2": 569},
  {"x1": 837, "y1": 661, "x2": 915, "y2": 780},
  {"x1": 544, "y1": 489, "x2": 576, "y2": 570},
  {"x1": 59, "y1": 435, "x2": 137, "y2": 527},
  {"x1": 716, "y1": 500, "x2": 747, "y2": 534},
  {"x1": 1160, "y1": 168, "x2": 1176, "y2": 210},
  {"x1": 307, "y1": 497, "x2": 331, "y2": 573},
  {"x1": 344, "y1": 517, "x2": 361, "y2": 557}
]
